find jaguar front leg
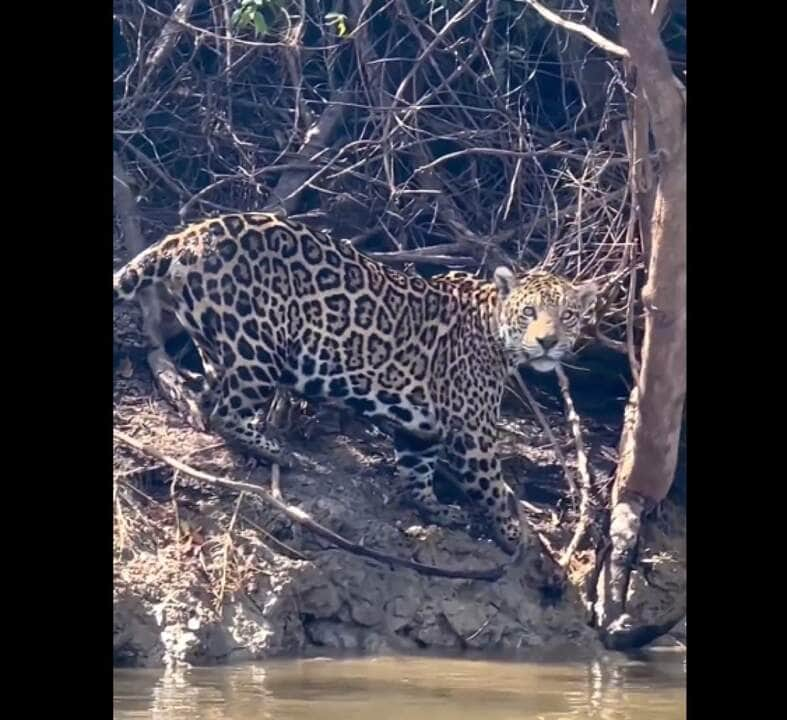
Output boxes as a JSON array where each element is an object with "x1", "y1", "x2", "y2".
[{"x1": 444, "y1": 427, "x2": 522, "y2": 554}]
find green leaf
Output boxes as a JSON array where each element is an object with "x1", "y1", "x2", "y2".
[
  {"x1": 253, "y1": 11, "x2": 268, "y2": 36},
  {"x1": 325, "y1": 12, "x2": 349, "y2": 38}
]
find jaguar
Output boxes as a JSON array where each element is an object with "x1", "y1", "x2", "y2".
[{"x1": 113, "y1": 213, "x2": 597, "y2": 553}]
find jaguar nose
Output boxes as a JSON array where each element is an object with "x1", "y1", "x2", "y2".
[{"x1": 537, "y1": 335, "x2": 558, "y2": 351}]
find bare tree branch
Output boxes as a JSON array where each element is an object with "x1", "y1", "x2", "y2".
[
  {"x1": 521, "y1": 0, "x2": 629, "y2": 58},
  {"x1": 136, "y1": 0, "x2": 198, "y2": 95}
]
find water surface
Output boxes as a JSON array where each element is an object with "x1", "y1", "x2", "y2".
[{"x1": 114, "y1": 651, "x2": 686, "y2": 719}]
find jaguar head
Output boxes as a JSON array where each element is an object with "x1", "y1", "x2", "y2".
[{"x1": 495, "y1": 267, "x2": 597, "y2": 373}]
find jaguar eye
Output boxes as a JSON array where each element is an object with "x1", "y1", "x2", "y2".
[
  {"x1": 561, "y1": 310, "x2": 575, "y2": 322},
  {"x1": 523, "y1": 306, "x2": 536, "y2": 318}
]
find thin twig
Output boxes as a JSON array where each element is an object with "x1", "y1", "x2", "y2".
[
  {"x1": 270, "y1": 463, "x2": 283, "y2": 502},
  {"x1": 216, "y1": 491, "x2": 245, "y2": 613},
  {"x1": 114, "y1": 480, "x2": 127, "y2": 555},
  {"x1": 171, "y1": 471, "x2": 182, "y2": 561}
]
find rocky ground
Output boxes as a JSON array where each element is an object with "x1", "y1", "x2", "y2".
[{"x1": 113, "y1": 299, "x2": 686, "y2": 669}]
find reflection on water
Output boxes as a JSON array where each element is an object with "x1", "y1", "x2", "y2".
[{"x1": 114, "y1": 651, "x2": 685, "y2": 720}]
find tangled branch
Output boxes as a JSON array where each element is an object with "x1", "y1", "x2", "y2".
[{"x1": 114, "y1": 1, "x2": 683, "y2": 346}]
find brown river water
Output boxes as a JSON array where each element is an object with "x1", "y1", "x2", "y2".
[{"x1": 113, "y1": 650, "x2": 686, "y2": 719}]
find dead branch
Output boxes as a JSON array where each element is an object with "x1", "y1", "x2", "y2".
[
  {"x1": 554, "y1": 366, "x2": 596, "y2": 569},
  {"x1": 114, "y1": 430, "x2": 510, "y2": 582},
  {"x1": 136, "y1": 0, "x2": 198, "y2": 95},
  {"x1": 260, "y1": 83, "x2": 358, "y2": 216},
  {"x1": 522, "y1": 0, "x2": 629, "y2": 58}
]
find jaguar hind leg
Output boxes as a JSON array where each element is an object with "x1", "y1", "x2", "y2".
[
  {"x1": 208, "y1": 365, "x2": 292, "y2": 467},
  {"x1": 393, "y1": 428, "x2": 469, "y2": 528}
]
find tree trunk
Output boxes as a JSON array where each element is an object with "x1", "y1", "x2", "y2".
[{"x1": 594, "y1": 0, "x2": 686, "y2": 646}]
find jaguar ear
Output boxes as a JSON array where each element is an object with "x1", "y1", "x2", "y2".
[
  {"x1": 494, "y1": 267, "x2": 518, "y2": 300},
  {"x1": 575, "y1": 281, "x2": 598, "y2": 314}
]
